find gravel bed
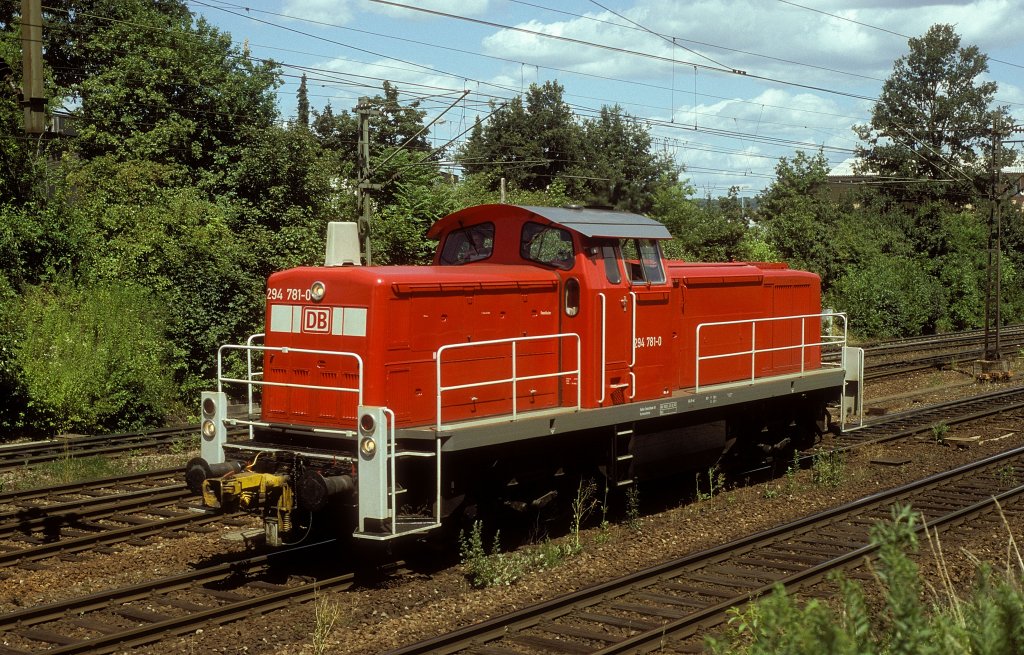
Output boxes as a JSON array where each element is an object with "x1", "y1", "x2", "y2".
[{"x1": 4, "y1": 367, "x2": 1022, "y2": 654}]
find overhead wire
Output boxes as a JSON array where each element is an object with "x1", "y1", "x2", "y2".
[
  {"x1": 775, "y1": 0, "x2": 1024, "y2": 72},
  {"x1": 184, "y1": 0, "x2": 862, "y2": 179},
  {"x1": 10, "y1": 0, "x2": 1004, "y2": 191}
]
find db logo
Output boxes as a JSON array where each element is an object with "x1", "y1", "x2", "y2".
[{"x1": 302, "y1": 307, "x2": 331, "y2": 333}]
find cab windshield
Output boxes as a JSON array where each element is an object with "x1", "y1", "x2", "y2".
[
  {"x1": 439, "y1": 223, "x2": 495, "y2": 265},
  {"x1": 620, "y1": 238, "x2": 665, "y2": 284}
]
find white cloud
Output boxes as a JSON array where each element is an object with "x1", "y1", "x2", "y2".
[
  {"x1": 282, "y1": 0, "x2": 355, "y2": 24},
  {"x1": 367, "y1": 0, "x2": 492, "y2": 20},
  {"x1": 480, "y1": 0, "x2": 1020, "y2": 89}
]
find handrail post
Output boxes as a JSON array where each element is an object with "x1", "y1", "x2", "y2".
[
  {"x1": 695, "y1": 324, "x2": 702, "y2": 393},
  {"x1": 217, "y1": 346, "x2": 225, "y2": 396},
  {"x1": 434, "y1": 333, "x2": 581, "y2": 431},
  {"x1": 693, "y1": 312, "x2": 848, "y2": 391},
  {"x1": 511, "y1": 341, "x2": 518, "y2": 422},
  {"x1": 629, "y1": 292, "x2": 637, "y2": 368},
  {"x1": 750, "y1": 322, "x2": 756, "y2": 383},
  {"x1": 215, "y1": 344, "x2": 363, "y2": 435},
  {"x1": 383, "y1": 407, "x2": 396, "y2": 536},
  {"x1": 576, "y1": 336, "x2": 582, "y2": 410},
  {"x1": 801, "y1": 318, "x2": 806, "y2": 373},
  {"x1": 598, "y1": 293, "x2": 607, "y2": 404},
  {"x1": 436, "y1": 347, "x2": 444, "y2": 433}
]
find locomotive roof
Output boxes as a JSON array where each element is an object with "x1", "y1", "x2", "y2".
[{"x1": 427, "y1": 204, "x2": 672, "y2": 240}]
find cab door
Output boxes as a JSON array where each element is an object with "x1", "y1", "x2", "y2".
[
  {"x1": 588, "y1": 241, "x2": 634, "y2": 406},
  {"x1": 621, "y1": 238, "x2": 673, "y2": 400}
]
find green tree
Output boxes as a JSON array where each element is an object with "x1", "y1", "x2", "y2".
[
  {"x1": 51, "y1": 0, "x2": 280, "y2": 177},
  {"x1": 854, "y1": 24, "x2": 1011, "y2": 206},
  {"x1": 369, "y1": 81, "x2": 430, "y2": 154},
  {"x1": 311, "y1": 102, "x2": 356, "y2": 153},
  {"x1": 460, "y1": 83, "x2": 680, "y2": 212},
  {"x1": 654, "y1": 183, "x2": 749, "y2": 262},
  {"x1": 756, "y1": 151, "x2": 846, "y2": 289},
  {"x1": 0, "y1": 20, "x2": 50, "y2": 205},
  {"x1": 579, "y1": 105, "x2": 679, "y2": 212},
  {"x1": 296, "y1": 73, "x2": 309, "y2": 128},
  {"x1": 827, "y1": 254, "x2": 943, "y2": 338},
  {"x1": 460, "y1": 81, "x2": 584, "y2": 194}
]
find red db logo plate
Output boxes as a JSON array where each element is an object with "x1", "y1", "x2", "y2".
[{"x1": 302, "y1": 307, "x2": 331, "y2": 333}]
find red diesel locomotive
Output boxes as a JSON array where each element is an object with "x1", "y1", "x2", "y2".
[{"x1": 187, "y1": 204, "x2": 863, "y2": 545}]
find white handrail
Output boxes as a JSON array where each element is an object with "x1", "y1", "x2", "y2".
[
  {"x1": 628, "y1": 291, "x2": 637, "y2": 369},
  {"x1": 695, "y1": 312, "x2": 847, "y2": 392},
  {"x1": 383, "y1": 407, "x2": 396, "y2": 536},
  {"x1": 217, "y1": 343, "x2": 364, "y2": 430},
  {"x1": 597, "y1": 293, "x2": 606, "y2": 404},
  {"x1": 435, "y1": 333, "x2": 581, "y2": 431},
  {"x1": 245, "y1": 333, "x2": 265, "y2": 438}
]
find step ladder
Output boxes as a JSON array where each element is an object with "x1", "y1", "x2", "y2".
[
  {"x1": 354, "y1": 406, "x2": 442, "y2": 541},
  {"x1": 609, "y1": 424, "x2": 635, "y2": 487}
]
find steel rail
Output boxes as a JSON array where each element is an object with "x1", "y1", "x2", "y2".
[
  {"x1": 0, "y1": 428, "x2": 195, "y2": 475},
  {"x1": 831, "y1": 383, "x2": 1024, "y2": 449},
  {"x1": 0, "y1": 509, "x2": 220, "y2": 569},
  {"x1": 0, "y1": 540, "x2": 363, "y2": 655},
  {"x1": 0, "y1": 484, "x2": 193, "y2": 535},
  {"x1": 0, "y1": 467, "x2": 181, "y2": 505},
  {"x1": 596, "y1": 469, "x2": 1024, "y2": 653},
  {"x1": 384, "y1": 446, "x2": 1024, "y2": 654}
]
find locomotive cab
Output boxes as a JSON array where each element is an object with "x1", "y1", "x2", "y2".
[{"x1": 188, "y1": 204, "x2": 864, "y2": 546}]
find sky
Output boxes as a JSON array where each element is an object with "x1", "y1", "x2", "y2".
[{"x1": 185, "y1": 0, "x2": 1024, "y2": 198}]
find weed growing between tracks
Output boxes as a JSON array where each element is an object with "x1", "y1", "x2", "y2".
[
  {"x1": 1, "y1": 449, "x2": 182, "y2": 492},
  {"x1": 810, "y1": 450, "x2": 846, "y2": 487},
  {"x1": 312, "y1": 587, "x2": 343, "y2": 655},
  {"x1": 459, "y1": 480, "x2": 602, "y2": 588},
  {"x1": 707, "y1": 504, "x2": 1024, "y2": 655}
]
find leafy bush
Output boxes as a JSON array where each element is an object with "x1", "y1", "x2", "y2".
[
  {"x1": 707, "y1": 504, "x2": 1024, "y2": 655},
  {"x1": 826, "y1": 254, "x2": 943, "y2": 338},
  {"x1": 810, "y1": 450, "x2": 845, "y2": 487},
  {"x1": 14, "y1": 282, "x2": 178, "y2": 435},
  {"x1": 459, "y1": 520, "x2": 578, "y2": 588}
]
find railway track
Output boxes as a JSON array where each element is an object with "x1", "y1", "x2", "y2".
[
  {"x1": 831, "y1": 383, "x2": 1024, "y2": 450},
  {"x1": 822, "y1": 324, "x2": 1024, "y2": 380},
  {"x1": 860, "y1": 323, "x2": 1024, "y2": 358},
  {"x1": 0, "y1": 469, "x2": 229, "y2": 570},
  {"x1": 384, "y1": 446, "x2": 1024, "y2": 655},
  {"x1": 0, "y1": 540, "x2": 364, "y2": 655},
  {"x1": 0, "y1": 427, "x2": 198, "y2": 475}
]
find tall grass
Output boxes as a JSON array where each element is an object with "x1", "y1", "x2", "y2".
[{"x1": 707, "y1": 503, "x2": 1024, "y2": 654}]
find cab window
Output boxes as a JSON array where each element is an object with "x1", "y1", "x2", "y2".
[
  {"x1": 439, "y1": 222, "x2": 494, "y2": 265},
  {"x1": 602, "y1": 244, "x2": 621, "y2": 284},
  {"x1": 521, "y1": 222, "x2": 575, "y2": 270},
  {"x1": 620, "y1": 238, "x2": 666, "y2": 284}
]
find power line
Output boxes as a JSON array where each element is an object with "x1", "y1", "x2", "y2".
[
  {"x1": 776, "y1": 0, "x2": 1024, "y2": 71},
  {"x1": 368, "y1": 0, "x2": 878, "y2": 102}
]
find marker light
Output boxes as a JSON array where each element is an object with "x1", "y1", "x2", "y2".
[
  {"x1": 360, "y1": 413, "x2": 376, "y2": 434},
  {"x1": 310, "y1": 280, "x2": 326, "y2": 302}
]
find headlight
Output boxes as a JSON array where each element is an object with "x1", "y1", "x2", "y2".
[
  {"x1": 201, "y1": 419, "x2": 217, "y2": 440},
  {"x1": 360, "y1": 437, "x2": 377, "y2": 458},
  {"x1": 310, "y1": 280, "x2": 326, "y2": 302}
]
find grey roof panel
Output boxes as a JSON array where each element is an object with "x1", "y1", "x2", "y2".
[{"x1": 519, "y1": 205, "x2": 672, "y2": 240}]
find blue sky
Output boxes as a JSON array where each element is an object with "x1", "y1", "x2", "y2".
[{"x1": 186, "y1": 0, "x2": 1024, "y2": 197}]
